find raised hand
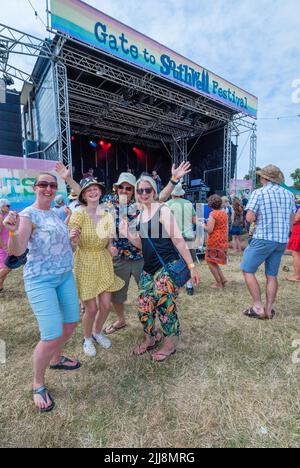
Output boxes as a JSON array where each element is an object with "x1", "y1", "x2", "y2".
[
  {"x1": 3, "y1": 211, "x2": 20, "y2": 232},
  {"x1": 171, "y1": 161, "x2": 191, "y2": 181},
  {"x1": 55, "y1": 162, "x2": 71, "y2": 181}
]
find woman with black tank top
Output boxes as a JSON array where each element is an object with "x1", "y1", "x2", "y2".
[{"x1": 120, "y1": 176, "x2": 200, "y2": 362}]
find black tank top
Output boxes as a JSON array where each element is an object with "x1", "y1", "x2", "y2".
[{"x1": 139, "y1": 207, "x2": 179, "y2": 276}]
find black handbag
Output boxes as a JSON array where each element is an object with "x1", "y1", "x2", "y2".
[
  {"x1": 4, "y1": 249, "x2": 29, "y2": 270},
  {"x1": 145, "y1": 236, "x2": 191, "y2": 288}
]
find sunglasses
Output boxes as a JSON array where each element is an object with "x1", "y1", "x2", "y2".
[
  {"x1": 118, "y1": 185, "x2": 133, "y2": 192},
  {"x1": 137, "y1": 188, "x2": 153, "y2": 195},
  {"x1": 35, "y1": 182, "x2": 58, "y2": 190}
]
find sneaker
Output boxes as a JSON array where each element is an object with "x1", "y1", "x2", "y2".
[
  {"x1": 186, "y1": 287, "x2": 194, "y2": 296},
  {"x1": 92, "y1": 332, "x2": 112, "y2": 349},
  {"x1": 83, "y1": 339, "x2": 97, "y2": 357}
]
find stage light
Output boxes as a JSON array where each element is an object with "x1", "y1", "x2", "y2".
[
  {"x1": 89, "y1": 140, "x2": 97, "y2": 149},
  {"x1": 99, "y1": 140, "x2": 105, "y2": 146},
  {"x1": 71, "y1": 135, "x2": 76, "y2": 141}
]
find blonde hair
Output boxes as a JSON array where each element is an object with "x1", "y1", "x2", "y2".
[{"x1": 136, "y1": 176, "x2": 159, "y2": 201}]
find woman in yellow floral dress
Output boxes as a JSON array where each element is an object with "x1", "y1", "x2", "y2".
[{"x1": 69, "y1": 178, "x2": 124, "y2": 357}]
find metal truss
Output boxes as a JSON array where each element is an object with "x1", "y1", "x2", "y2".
[
  {"x1": 62, "y1": 45, "x2": 232, "y2": 122},
  {"x1": 223, "y1": 121, "x2": 233, "y2": 194},
  {"x1": 249, "y1": 128, "x2": 257, "y2": 190},
  {"x1": 52, "y1": 61, "x2": 72, "y2": 166}
]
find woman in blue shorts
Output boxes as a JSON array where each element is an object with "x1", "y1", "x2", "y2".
[{"x1": 4, "y1": 172, "x2": 81, "y2": 414}]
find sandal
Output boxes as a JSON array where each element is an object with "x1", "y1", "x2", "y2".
[
  {"x1": 133, "y1": 334, "x2": 162, "y2": 356},
  {"x1": 151, "y1": 350, "x2": 177, "y2": 363},
  {"x1": 49, "y1": 356, "x2": 81, "y2": 371},
  {"x1": 104, "y1": 323, "x2": 127, "y2": 335},
  {"x1": 243, "y1": 307, "x2": 267, "y2": 320},
  {"x1": 33, "y1": 386, "x2": 55, "y2": 414}
]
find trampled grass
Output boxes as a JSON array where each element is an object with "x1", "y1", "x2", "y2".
[{"x1": 0, "y1": 253, "x2": 300, "y2": 448}]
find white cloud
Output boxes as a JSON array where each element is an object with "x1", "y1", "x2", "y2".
[{"x1": 1, "y1": 0, "x2": 300, "y2": 184}]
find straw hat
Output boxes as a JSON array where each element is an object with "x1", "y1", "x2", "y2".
[{"x1": 257, "y1": 165, "x2": 285, "y2": 185}]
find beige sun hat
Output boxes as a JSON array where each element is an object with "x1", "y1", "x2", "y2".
[
  {"x1": 257, "y1": 165, "x2": 285, "y2": 185},
  {"x1": 113, "y1": 172, "x2": 137, "y2": 189},
  {"x1": 171, "y1": 183, "x2": 186, "y2": 197}
]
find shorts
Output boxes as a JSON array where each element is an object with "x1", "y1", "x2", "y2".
[
  {"x1": 241, "y1": 238, "x2": 287, "y2": 277},
  {"x1": 24, "y1": 271, "x2": 80, "y2": 341},
  {"x1": 112, "y1": 258, "x2": 144, "y2": 304},
  {"x1": 231, "y1": 226, "x2": 243, "y2": 236}
]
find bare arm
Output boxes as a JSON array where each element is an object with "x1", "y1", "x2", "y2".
[
  {"x1": 55, "y1": 162, "x2": 81, "y2": 196},
  {"x1": 119, "y1": 218, "x2": 142, "y2": 250},
  {"x1": 294, "y1": 208, "x2": 300, "y2": 224},
  {"x1": 0, "y1": 216, "x2": 5, "y2": 249},
  {"x1": 159, "y1": 162, "x2": 191, "y2": 202},
  {"x1": 4, "y1": 213, "x2": 33, "y2": 256},
  {"x1": 246, "y1": 210, "x2": 256, "y2": 224},
  {"x1": 202, "y1": 216, "x2": 215, "y2": 234}
]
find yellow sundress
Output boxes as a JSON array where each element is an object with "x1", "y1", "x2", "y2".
[{"x1": 69, "y1": 207, "x2": 124, "y2": 301}]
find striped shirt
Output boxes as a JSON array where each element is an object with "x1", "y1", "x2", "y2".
[{"x1": 246, "y1": 183, "x2": 296, "y2": 244}]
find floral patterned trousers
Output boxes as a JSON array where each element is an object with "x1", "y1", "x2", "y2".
[{"x1": 138, "y1": 268, "x2": 180, "y2": 337}]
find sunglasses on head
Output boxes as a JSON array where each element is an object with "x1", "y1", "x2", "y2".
[
  {"x1": 118, "y1": 185, "x2": 133, "y2": 192},
  {"x1": 35, "y1": 181, "x2": 58, "y2": 190},
  {"x1": 137, "y1": 188, "x2": 153, "y2": 195}
]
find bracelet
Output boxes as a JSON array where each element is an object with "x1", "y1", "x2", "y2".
[
  {"x1": 188, "y1": 263, "x2": 195, "y2": 270},
  {"x1": 170, "y1": 177, "x2": 179, "y2": 186}
]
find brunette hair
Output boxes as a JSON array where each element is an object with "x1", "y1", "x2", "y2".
[{"x1": 208, "y1": 194, "x2": 223, "y2": 210}]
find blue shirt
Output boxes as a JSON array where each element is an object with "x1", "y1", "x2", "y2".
[
  {"x1": 246, "y1": 183, "x2": 296, "y2": 244},
  {"x1": 21, "y1": 207, "x2": 74, "y2": 279}
]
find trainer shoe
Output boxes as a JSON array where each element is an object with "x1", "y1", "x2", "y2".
[
  {"x1": 92, "y1": 332, "x2": 112, "y2": 349},
  {"x1": 83, "y1": 339, "x2": 97, "y2": 357}
]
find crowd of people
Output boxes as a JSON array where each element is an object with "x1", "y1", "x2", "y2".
[{"x1": 0, "y1": 162, "x2": 299, "y2": 414}]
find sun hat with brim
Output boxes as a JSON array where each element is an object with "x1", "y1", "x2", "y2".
[
  {"x1": 78, "y1": 177, "x2": 106, "y2": 204},
  {"x1": 171, "y1": 183, "x2": 186, "y2": 197},
  {"x1": 113, "y1": 172, "x2": 137, "y2": 189},
  {"x1": 257, "y1": 165, "x2": 285, "y2": 185},
  {"x1": 68, "y1": 191, "x2": 78, "y2": 201},
  {"x1": 54, "y1": 195, "x2": 64, "y2": 206}
]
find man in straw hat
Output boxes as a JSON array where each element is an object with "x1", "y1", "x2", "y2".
[{"x1": 241, "y1": 165, "x2": 297, "y2": 320}]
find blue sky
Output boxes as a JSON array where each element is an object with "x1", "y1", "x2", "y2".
[{"x1": 1, "y1": 0, "x2": 300, "y2": 184}]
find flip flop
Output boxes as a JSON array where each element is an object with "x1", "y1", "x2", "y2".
[
  {"x1": 33, "y1": 386, "x2": 55, "y2": 414},
  {"x1": 104, "y1": 323, "x2": 127, "y2": 335},
  {"x1": 151, "y1": 350, "x2": 177, "y2": 363},
  {"x1": 133, "y1": 334, "x2": 162, "y2": 356},
  {"x1": 286, "y1": 278, "x2": 300, "y2": 283},
  {"x1": 49, "y1": 356, "x2": 81, "y2": 371},
  {"x1": 243, "y1": 308, "x2": 267, "y2": 320}
]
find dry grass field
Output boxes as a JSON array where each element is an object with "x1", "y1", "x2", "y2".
[{"x1": 0, "y1": 252, "x2": 300, "y2": 448}]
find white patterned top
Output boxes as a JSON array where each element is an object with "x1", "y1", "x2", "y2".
[{"x1": 21, "y1": 206, "x2": 74, "y2": 279}]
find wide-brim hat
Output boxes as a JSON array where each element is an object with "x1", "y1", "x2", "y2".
[
  {"x1": 113, "y1": 172, "x2": 137, "y2": 189},
  {"x1": 4, "y1": 249, "x2": 29, "y2": 270},
  {"x1": 171, "y1": 183, "x2": 186, "y2": 197},
  {"x1": 78, "y1": 177, "x2": 106, "y2": 204},
  {"x1": 68, "y1": 191, "x2": 78, "y2": 201},
  {"x1": 257, "y1": 165, "x2": 285, "y2": 185}
]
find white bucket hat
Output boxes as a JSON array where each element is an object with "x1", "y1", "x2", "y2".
[
  {"x1": 171, "y1": 183, "x2": 185, "y2": 197},
  {"x1": 113, "y1": 172, "x2": 137, "y2": 188}
]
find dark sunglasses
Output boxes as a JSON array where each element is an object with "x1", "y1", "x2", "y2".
[
  {"x1": 137, "y1": 188, "x2": 153, "y2": 195},
  {"x1": 35, "y1": 182, "x2": 58, "y2": 190},
  {"x1": 118, "y1": 185, "x2": 133, "y2": 192}
]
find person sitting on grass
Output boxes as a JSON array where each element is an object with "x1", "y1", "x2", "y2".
[{"x1": 202, "y1": 195, "x2": 229, "y2": 289}]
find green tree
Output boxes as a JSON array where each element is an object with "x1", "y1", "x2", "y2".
[
  {"x1": 291, "y1": 169, "x2": 300, "y2": 189},
  {"x1": 244, "y1": 167, "x2": 262, "y2": 189}
]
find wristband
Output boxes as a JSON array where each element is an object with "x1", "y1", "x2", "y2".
[
  {"x1": 188, "y1": 263, "x2": 195, "y2": 270},
  {"x1": 9, "y1": 231, "x2": 16, "y2": 238},
  {"x1": 170, "y1": 177, "x2": 179, "y2": 186}
]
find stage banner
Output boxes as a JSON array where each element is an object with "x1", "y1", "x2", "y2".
[
  {"x1": 50, "y1": 0, "x2": 258, "y2": 119},
  {"x1": 230, "y1": 179, "x2": 253, "y2": 199},
  {"x1": 0, "y1": 156, "x2": 67, "y2": 212}
]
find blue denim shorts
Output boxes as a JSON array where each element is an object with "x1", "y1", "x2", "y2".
[
  {"x1": 24, "y1": 271, "x2": 80, "y2": 342},
  {"x1": 241, "y1": 238, "x2": 287, "y2": 277}
]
